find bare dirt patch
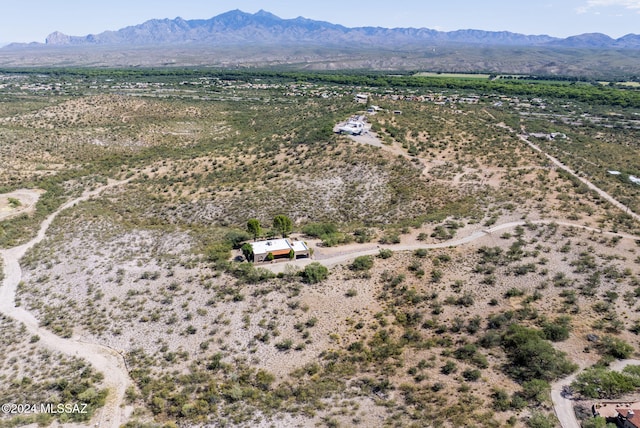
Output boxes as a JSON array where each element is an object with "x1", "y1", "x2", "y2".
[{"x1": 0, "y1": 189, "x2": 43, "y2": 221}]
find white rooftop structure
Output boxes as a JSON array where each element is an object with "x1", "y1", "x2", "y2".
[
  {"x1": 290, "y1": 241, "x2": 309, "y2": 253},
  {"x1": 251, "y1": 238, "x2": 292, "y2": 256},
  {"x1": 250, "y1": 238, "x2": 310, "y2": 263}
]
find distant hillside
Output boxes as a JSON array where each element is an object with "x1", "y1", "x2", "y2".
[{"x1": 3, "y1": 9, "x2": 637, "y2": 50}]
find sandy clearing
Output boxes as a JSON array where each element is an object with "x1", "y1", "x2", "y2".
[{"x1": 0, "y1": 189, "x2": 43, "y2": 221}]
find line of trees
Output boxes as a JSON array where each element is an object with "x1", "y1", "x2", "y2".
[
  {"x1": 3, "y1": 68, "x2": 638, "y2": 107},
  {"x1": 245, "y1": 215, "x2": 293, "y2": 241}
]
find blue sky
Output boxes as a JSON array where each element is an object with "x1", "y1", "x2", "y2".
[{"x1": 1, "y1": 0, "x2": 639, "y2": 45}]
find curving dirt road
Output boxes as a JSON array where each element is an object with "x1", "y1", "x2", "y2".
[{"x1": 0, "y1": 179, "x2": 133, "y2": 428}]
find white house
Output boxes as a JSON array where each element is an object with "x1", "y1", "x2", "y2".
[{"x1": 250, "y1": 238, "x2": 310, "y2": 263}]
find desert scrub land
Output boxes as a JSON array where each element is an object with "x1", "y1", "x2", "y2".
[
  {"x1": 0, "y1": 314, "x2": 107, "y2": 427},
  {"x1": 1, "y1": 69, "x2": 640, "y2": 427}
]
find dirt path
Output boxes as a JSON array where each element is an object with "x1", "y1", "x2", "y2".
[
  {"x1": 0, "y1": 179, "x2": 133, "y2": 428},
  {"x1": 518, "y1": 133, "x2": 640, "y2": 223},
  {"x1": 344, "y1": 118, "x2": 640, "y2": 224},
  {"x1": 551, "y1": 359, "x2": 640, "y2": 428}
]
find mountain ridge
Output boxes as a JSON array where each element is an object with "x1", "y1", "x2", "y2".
[{"x1": 4, "y1": 9, "x2": 639, "y2": 50}]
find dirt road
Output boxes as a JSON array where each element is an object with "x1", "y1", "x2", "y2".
[
  {"x1": 344, "y1": 118, "x2": 640, "y2": 224},
  {"x1": 0, "y1": 179, "x2": 133, "y2": 428},
  {"x1": 517, "y1": 133, "x2": 640, "y2": 223},
  {"x1": 261, "y1": 219, "x2": 640, "y2": 274}
]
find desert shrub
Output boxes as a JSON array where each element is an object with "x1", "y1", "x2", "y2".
[
  {"x1": 229, "y1": 263, "x2": 275, "y2": 284},
  {"x1": 302, "y1": 222, "x2": 338, "y2": 238},
  {"x1": 302, "y1": 222, "x2": 351, "y2": 246},
  {"x1": 518, "y1": 379, "x2": 550, "y2": 405},
  {"x1": 378, "y1": 233, "x2": 400, "y2": 244},
  {"x1": 504, "y1": 288, "x2": 525, "y2": 298},
  {"x1": 378, "y1": 248, "x2": 393, "y2": 259},
  {"x1": 462, "y1": 369, "x2": 482, "y2": 381},
  {"x1": 414, "y1": 248, "x2": 428, "y2": 258},
  {"x1": 275, "y1": 339, "x2": 293, "y2": 351},
  {"x1": 302, "y1": 262, "x2": 329, "y2": 284},
  {"x1": 351, "y1": 255, "x2": 374, "y2": 271},
  {"x1": 456, "y1": 292, "x2": 475, "y2": 307},
  {"x1": 597, "y1": 336, "x2": 634, "y2": 359},
  {"x1": 441, "y1": 360, "x2": 457, "y2": 375},
  {"x1": 224, "y1": 230, "x2": 251, "y2": 248},
  {"x1": 345, "y1": 288, "x2": 357, "y2": 297},
  {"x1": 581, "y1": 417, "x2": 616, "y2": 428},
  {"x1": 526, "y1": 412, "x2": 555, "y2": 428},
  {"x1": 353, "y1": 228, "x2": 374, "y2": 243},
  {"x1": 541, "y1": 316, "x2": 572, "y2": 342},
  {"x1": 205, "y1": 242, "x2": 232, "y2": 263},
  {"x1": 491, "y1": 388, "x2": 511, "y2": 411}
]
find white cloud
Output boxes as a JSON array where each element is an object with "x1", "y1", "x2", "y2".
[{"x1": 578, "y1": 0, "x2": 640, "y2": 13}]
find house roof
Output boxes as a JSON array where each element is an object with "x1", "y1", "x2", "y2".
[
  {"x1": 251, "y1": 239, "x2": 292, "y2": 255},
  {"x1": 618, "y1": 408, "x2": 640, "y2": 428},
  {"x1": 290, "y1": 241, "x2": 309, "y2": 252}
]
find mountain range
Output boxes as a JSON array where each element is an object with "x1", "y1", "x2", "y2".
[
  {"x1": 6, "y1": 9, "x2": 640, "y2": 50},
  {"x1": 2, "y1": 10, "x2": 640, "y2": 76}
]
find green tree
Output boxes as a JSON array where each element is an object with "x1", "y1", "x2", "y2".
[
  {"x1": 247, "y1": 218, "x2": 262, "y2": 240},
  {"x1": 501, "y1": 324, "x2": 577, "y2": 382},
  {"x1": 571, "y1": 367, "x2": 640, "y2": 398},
  {"x1": 582, "y1": 416, "x2": 618, "y2": 428},
  {"x1": 225, "y1": 230, "x2": 251, "y2": 248},
  {"x1": 241, "y1": 243, "x2": 254, "y2": 262},
  {"x1": 273, "y1": 215, "x2": 293, "y2": 238}
]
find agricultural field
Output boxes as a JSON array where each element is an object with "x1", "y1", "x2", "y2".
[{"x1": 0, "y1": 69, "x2": 639, "y2": 428}]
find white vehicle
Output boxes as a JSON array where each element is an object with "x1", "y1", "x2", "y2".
[{"x1": 337, "y1": 120, "x2": 365, "y2": 135}]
